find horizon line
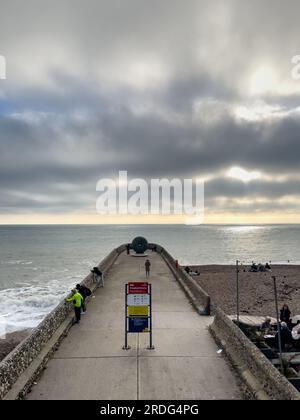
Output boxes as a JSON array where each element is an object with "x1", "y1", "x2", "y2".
[{"x1": 0, "y1": 222, "x2": 300, "y2": 227}]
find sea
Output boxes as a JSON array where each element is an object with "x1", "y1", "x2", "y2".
[{"x1": 0, "y1": 224, "x2": 300, "y2": 333}]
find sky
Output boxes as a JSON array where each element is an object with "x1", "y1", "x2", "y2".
[{"x1": 0, "y1": 0, "x2": 300, "y2": 224}]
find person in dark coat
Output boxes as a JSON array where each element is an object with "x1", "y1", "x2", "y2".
[
  {"x1": 76, "y1": 284, "x2": 91, "y2": 314},
  {"x1": 280, "y1": 304, "x2": 291, "y2": 326},
  {"x1": 276, "y1": 322, "x2": 292, "y2": 351},
  {"x1": 185, "y1": 266, "x2": 191, "y2": 274},
  {"x1": 91, "y1": 267, "x2": 104, "y2": 288},
  {"x1": 145, "y1": 259, "x2": 151, "y2": 277}
]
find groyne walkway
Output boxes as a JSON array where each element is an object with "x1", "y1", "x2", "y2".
[{"x1": 27, "y1": 251, "x2": 241, "y2": 400}]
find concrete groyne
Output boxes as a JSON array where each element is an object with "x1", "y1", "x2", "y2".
[
  {"x1": 2, "y1": 241, "x2": 298, "y2": 400},
  {"x1": 26, "y1": 250, "x2": 239, "y2": 400}
]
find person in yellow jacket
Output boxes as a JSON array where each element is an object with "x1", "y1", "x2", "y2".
[{"x1": 66, "y1": 289, "x2": 83, "y2": 324}]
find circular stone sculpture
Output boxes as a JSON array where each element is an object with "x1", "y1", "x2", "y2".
[{"x1": 132, "y1": 237, "x2": 148, "y2": 254}]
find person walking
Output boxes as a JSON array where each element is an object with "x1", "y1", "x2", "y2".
[
  {"x1": 76, "y1": 283, "x2": 91, "y2": 314},
  {"x1": 66, "y1": 289, "x2": 83, "y2": 324},
  {"x1": 126, "y1": 244, "x2": 130, "y2": 255},
  {"x1": 145, "y1": 259, "x2": 151, "y2": 278}
]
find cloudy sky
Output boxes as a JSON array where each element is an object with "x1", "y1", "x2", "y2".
[{"x1": 0, "y1": 0, "x2": 300, "y2": 224}]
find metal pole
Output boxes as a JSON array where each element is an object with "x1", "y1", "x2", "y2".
[
  {"x1": 123, "y1": 283, "x2": 130, "y2": 350},
  {"x1": 272, "y1": 276, "x2": 284, "y2": 374},
  {"x1": 149, "y1": 284, "x2": 152, "y2": 349},
  {"x1": 236, "y1": 260, "x2": 240, "y2": 324},
  {"x1": 148, "y1": 283, "x2": 155, "y2": 350}
]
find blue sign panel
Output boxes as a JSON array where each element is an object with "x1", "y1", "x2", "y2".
[{"x1": 128, "y1": 317, "x2": 149, "y2": 333}]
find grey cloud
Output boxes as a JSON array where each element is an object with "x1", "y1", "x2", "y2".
[
  {"x1": 205, "y1": 177, "x2": 300, "y2": 199},
  {"x1": 0, "y1": 0, "x2": 300, "y2": 216},
  {"x1": 0, "y1": 105, "x2": 300, "y2": 213}
]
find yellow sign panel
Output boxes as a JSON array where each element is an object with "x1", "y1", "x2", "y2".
[{"x1": 128, "y1": 305, "x2": 149, "y2": 317}]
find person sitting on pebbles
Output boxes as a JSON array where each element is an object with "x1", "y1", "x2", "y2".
[{"x1": 261, "y1": 317, "x2": 272, "y2": 334}]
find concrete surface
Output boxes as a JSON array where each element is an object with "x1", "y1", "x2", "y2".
[{"x1": 27, "y1": 252, "x2": 242, "y2": 400}]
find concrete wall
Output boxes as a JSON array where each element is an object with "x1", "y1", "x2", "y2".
[
  {"x1": 210, "y1": 307, "x2": 300, "y2": 400},
  {"x1": 150, "y1": 243, "x2": 210, "y2": 315},
  {"x1": 0, "y1": 244, "x2": 126, "y2": 400}
]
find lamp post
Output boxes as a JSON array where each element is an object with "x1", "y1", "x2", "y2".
[
  {"x1": 272, "y1": 276, "x2": 284, "y2": 374},
  {"x1": 236, "y1": 260, "x2": 240, "y2": 324}
]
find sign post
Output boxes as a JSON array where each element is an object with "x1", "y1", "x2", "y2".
[{"x1": 123, "y1": 282, "x2": 154, "y2": 350}]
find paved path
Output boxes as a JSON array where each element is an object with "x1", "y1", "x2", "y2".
[{"x1": 28, "y1": 252, "x2": 242, "y2": 400}]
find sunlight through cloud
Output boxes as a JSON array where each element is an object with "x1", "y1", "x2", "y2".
[{"x1": 227, "y1": 167, "x2": 262, "y2": 183}]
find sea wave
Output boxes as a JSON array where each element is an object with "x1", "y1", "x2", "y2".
[
  {"x1": 0, "y1": 276, "x2": 81, "y2": 333},
  {"x1": 0, "y1": 260, "x2": 33, "y2": 265}
]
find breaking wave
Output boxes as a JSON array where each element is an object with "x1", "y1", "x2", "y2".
[{"x1": 0, "y1": 275, "x2": 84, "y2": 333}]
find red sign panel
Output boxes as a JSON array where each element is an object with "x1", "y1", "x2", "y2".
[{"x1": 128, "y1": 282, "x2": 149, "y2": 294}]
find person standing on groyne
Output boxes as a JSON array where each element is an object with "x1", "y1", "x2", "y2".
[
  {"x1": 76, "y1": 284, "x2": 91, "y2": 314},
  {"x1": 91, "y1": 267, "x2": 104, "y2": 288},
  {"x1": 145, "y1": 259, "x2": 151, "y2": 277},
  {"x1": 66, "y1": 289, "x2": 83, "y2": 324}
]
